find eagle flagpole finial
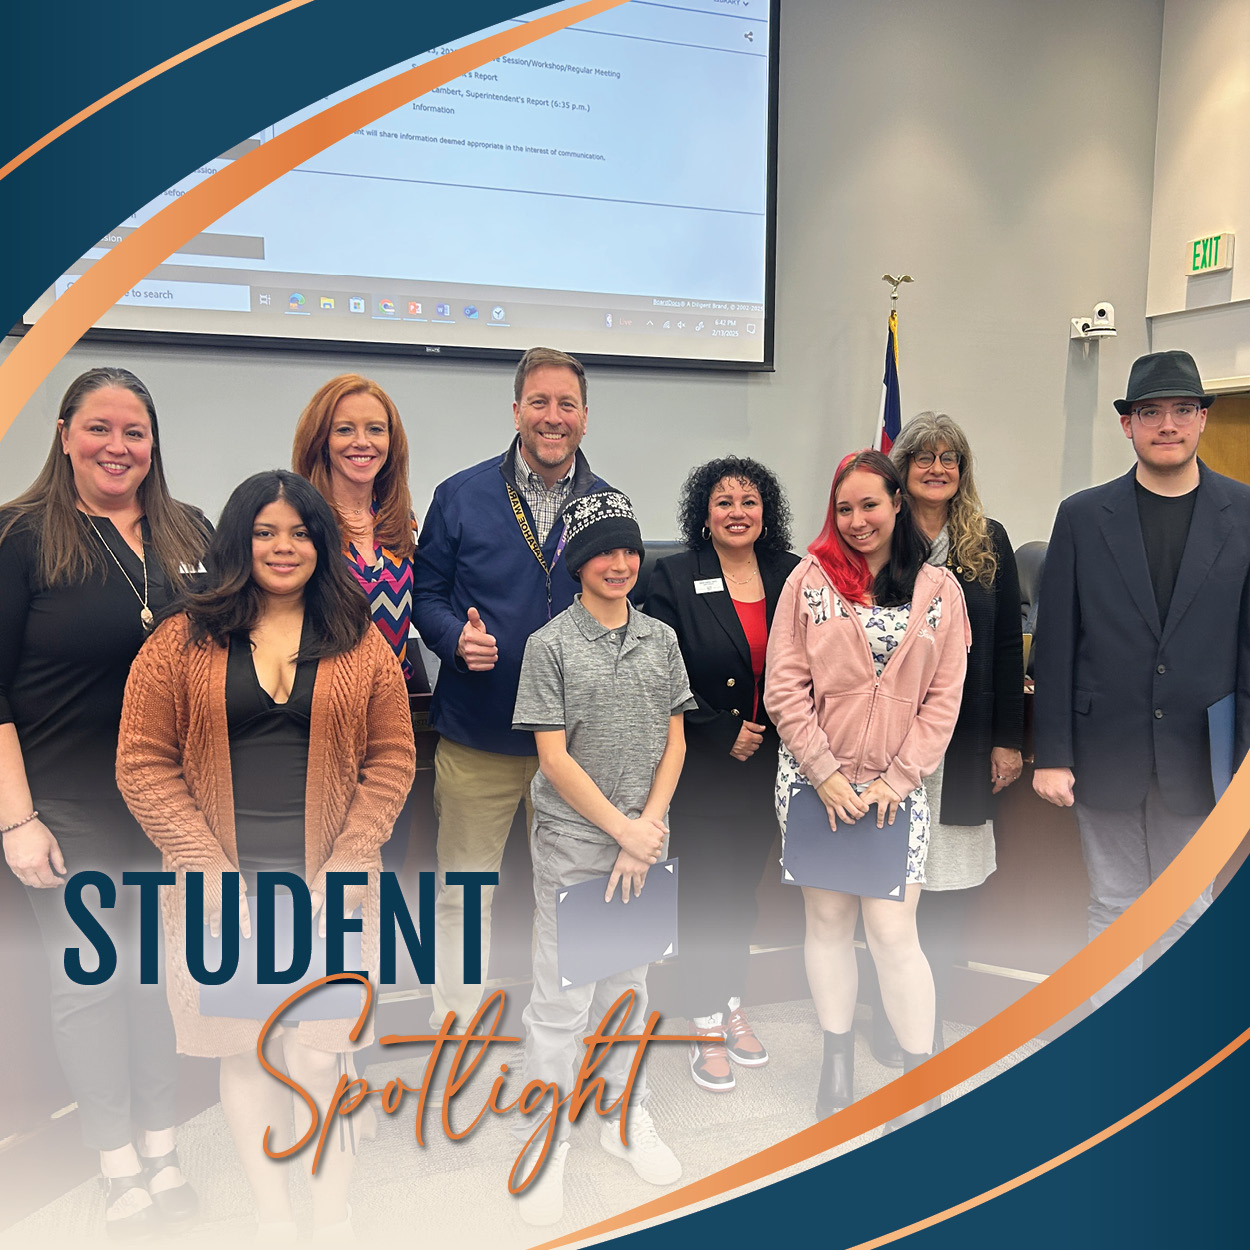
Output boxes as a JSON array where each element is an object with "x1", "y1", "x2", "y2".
[{"x1": 881, "y1": 274, "x2": 914, "y2": 309}]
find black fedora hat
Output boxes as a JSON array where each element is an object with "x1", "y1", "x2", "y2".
[{"x1": 1114, "y1": 350, "x2": 1215, "y2": 415}]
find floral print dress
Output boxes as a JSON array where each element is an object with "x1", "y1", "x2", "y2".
[{"x1": 775, "y1": 600, "x2": 932, "y2": 885}]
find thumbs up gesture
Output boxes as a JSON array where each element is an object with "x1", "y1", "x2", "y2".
[{"x1": 456, "y1": 606, "x2": 499, "y2": 671}]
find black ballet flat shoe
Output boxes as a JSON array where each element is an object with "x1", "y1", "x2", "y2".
[
  {"x1": 102, "y1": 1173, "x2": 159, "y2": 1241},
  {"x1": 815, "y1": 1029, "x2": 855, "y2": 1120},
  {"x1": 139, "y1": 1148, "x2": 199, "y2": 1229}
]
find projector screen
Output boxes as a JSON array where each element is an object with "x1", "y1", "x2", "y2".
[{"x1": 22, "y1": 0, "x2": 778, "y2": 370}]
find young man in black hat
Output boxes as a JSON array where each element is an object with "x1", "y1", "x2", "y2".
[
  {"x1": 1033, "y1": 350, "x2": 1250, "y2": 1003},
  {"x1": 509, "y1": 491, "x2": 696, "y2": 1225}
]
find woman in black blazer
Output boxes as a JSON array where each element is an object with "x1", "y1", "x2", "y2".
[
  {"x1": 646, "y1": 456, "x2": 799, "y2": 1095},
  {"x1": 888, "y1": 412, "x2": 1024, "y2": 1052}
]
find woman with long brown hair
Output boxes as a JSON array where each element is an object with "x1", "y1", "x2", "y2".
[
  {"x1": 0, "y1": 367, "x2": 208, "y2": 1235},
  {"x1": 117, "y1": 470, "x2": 414, "y2": 1240}
]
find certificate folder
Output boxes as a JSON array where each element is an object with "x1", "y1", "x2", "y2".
[
  {"x1": 199, "y1": 893, "x2": 364, "y2": 1022},
  {"x1": 1208, "y1": 692, "x2": 1236, "y2": 801},
  {"x1": 555, "y1": 859, "x2": 679, "y2": 990},
  {"x1": 780, "y1": 784, "x2": 910, "y2": 901}
]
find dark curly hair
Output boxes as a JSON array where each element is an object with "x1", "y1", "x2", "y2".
[{"x1": 675, "y1": 456, "x2": 793, "y2": 555}]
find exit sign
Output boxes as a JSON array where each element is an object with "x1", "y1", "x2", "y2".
[{"x1": 1188, "y1": 232, "x2": 1234, "y2": 275}]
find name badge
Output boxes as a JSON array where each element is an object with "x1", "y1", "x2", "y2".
[
  {"x1": 694, "y1": 578, "x2": 725, "y2": 595},
  {"x1": 179, "y1": 562, "x2": 208, "y2": 574}
]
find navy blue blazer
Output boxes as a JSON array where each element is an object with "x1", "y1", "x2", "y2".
[{"x1": 1032, "y1": 462, "x2": 1250, "y2": 814}]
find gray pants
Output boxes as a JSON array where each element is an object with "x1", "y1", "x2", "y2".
[
  {"x1": 1074, "y1": 778, "x2": 1213, "y2": 1007},
  {"x1": 512, "y1": 823, "x2": 656, "y2": 1146}
]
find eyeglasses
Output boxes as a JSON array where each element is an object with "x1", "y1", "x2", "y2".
[
  {"x1": 1130, "y1": 403, "x2": 1202, "y2": 427},
  {"x1": 911, "y1": 450, "x2": 961, "y2": 469}
]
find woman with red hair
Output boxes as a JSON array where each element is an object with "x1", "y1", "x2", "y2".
[
  {"x1": 765, "y1": 451, "x2": 968, "y2": 1129},
  {"x1": 293, "y1": 375, "x2": 424, "y2": 876}
]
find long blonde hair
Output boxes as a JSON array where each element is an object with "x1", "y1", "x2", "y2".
[
  {"x1": 291, "y1": 374, "x2": 416, "y2": 559},
  {"x1": 890, "y1": 411, "x2": 998, "y2": 588},
  {"x1": 0, "y1": 367, "x2": 208, "y2": 586}
]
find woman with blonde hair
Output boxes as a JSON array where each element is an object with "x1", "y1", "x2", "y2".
[{"x1": 887, "y1": 411, "x2": 1024, "y2": 1052}]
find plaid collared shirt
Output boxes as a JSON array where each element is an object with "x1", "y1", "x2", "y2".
[{"x1": 514, "y1": 444, "x2": 575, "y2": 545}]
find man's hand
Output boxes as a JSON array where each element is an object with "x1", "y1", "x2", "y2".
[
  {"x1": 456, "y1": 606, "x2": 498, "y2": 671},
  {"x1": 729, "y1": 721, "x2": 766, "y2": 762},
  {"x1": 815, "y1": 772, "x2": 871, "y2": 831},
  {"x1": 859, "y1": 777, "x2": 902, "y2": 828},
  {"x1": 3, "y1": 818, "x2": 66, "y2": 888},
  {"x1": 1033, "y1": 767, "x2": 1076, "y2": 807},
  {"x1": 615, "y1": 815, "x2": 666, "y2": 864},
  {"x1": 606, "y1": 849, "x2": 651, "y2": 902}
]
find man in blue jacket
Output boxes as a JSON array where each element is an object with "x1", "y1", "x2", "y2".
[
  {"x1": 1033, "y1": 350, "x2": 1250, "y2": 1004},
  {"x1": 413, "y1": 347, "x2": 615, "y2": 1026}
]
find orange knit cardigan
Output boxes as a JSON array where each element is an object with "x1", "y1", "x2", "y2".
[{"x1": 116, "y1": 613, "x2": 416, "y2": 1057}]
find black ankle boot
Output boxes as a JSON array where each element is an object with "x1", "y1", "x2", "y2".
[
  {"x1": 881, "y1": 1048, "x2": 941, "y2": 1134},
  {"x1": 815, "y1": 1029, "x2": 855, "y2": 1120},
  {"x1": 869, "y1": 1007, "x2": 904, "y2": 1068}
]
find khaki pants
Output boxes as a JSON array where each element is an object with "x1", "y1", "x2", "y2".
[{"x1": 431, "y1": 737, "x2": 539, "y2": 1026}]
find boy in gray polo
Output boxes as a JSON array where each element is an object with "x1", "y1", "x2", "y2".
[{"x1": 510, "y1": 490, "x2": 695, "y2": 1226}]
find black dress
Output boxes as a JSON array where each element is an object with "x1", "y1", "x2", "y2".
[
  {"x1": 0, "y1": 510, "x2": 202, "y2": 1150},
  {"x1": 225, "y1": 628, "x2": 318, "y2": 892}
]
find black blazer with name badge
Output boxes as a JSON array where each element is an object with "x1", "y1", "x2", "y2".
[
  {"x1": 1032, "y1": 462, "x2": 1250, "y2": 814},
  {"x1": 646, "y1": 544, "x2": 801, "y2": 762}
]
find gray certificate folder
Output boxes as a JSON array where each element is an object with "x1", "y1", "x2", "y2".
[
  {"x1": 1208, "y1": 692, "x2": 1236, "y2": 801},
  {"x1": 199, "y1": 894, "x2": 365, "y2": 1022},
  {"x1": 780, "y1": 784, "x2": 910, "y2": 900},
  {"x1": 555, "y1": 859, "x2": 679, "y2": 990}
]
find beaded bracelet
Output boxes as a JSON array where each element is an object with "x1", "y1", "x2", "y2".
[{"x1": 0, "y1": 810, "x2": 39, "y2": 835}]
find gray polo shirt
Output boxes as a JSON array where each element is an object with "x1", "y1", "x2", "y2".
[{"x1": 513, "y1": 597, "x2": 696, "y2": 844}]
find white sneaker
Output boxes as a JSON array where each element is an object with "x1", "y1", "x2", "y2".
[
  {"x1": 516, "y1": 1141, "x2": 570, "y2": 1226},
  {"x1": 599, "y1": 1106, "x2": 682, "y2": 1185},
  {"x1": 312, "y1": 1202, "x2": 355, "y2": 1245}
]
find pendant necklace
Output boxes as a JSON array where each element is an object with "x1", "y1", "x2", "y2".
[{"x1": 87, "y1": 516, "x2": 153, "y2": 629}]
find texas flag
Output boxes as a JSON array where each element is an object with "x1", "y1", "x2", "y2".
[{"x1": 873, "y1": 309, "x2": 901, "y2": 455}]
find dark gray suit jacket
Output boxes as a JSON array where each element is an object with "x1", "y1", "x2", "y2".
[{"x1": 1033, "y1": 462, "x2": 1250, "y2": 814}]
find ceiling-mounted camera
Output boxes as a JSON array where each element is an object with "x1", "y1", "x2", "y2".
[{"x1": 1071, "y1": 301, "x2": 1117, "y2": 340}]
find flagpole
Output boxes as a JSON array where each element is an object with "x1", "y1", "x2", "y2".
[{"x1": 873, "y1": 274, "x2": 912, "y2": 454}]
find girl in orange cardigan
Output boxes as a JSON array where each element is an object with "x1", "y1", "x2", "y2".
[
  {"x1": 117, "y1": 470, "x2": 414, "y2": 1242},
  {"x1": 765, "y1": 451, "x2": 968, "y2": 1130}
]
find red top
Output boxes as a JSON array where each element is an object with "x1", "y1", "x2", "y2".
[{"x1": 732, "y1": 596, "x2": 768, "y2": 720}]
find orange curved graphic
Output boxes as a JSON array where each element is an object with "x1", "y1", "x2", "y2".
[
  {"x1": 2, "y1": 3, "x2": 1244, "y2": 1244},
  {"x1": 0, "y1": 0, "x2": 628, "y2": 438},
  {"x1": 0, "y1": 0, "x2": 316, "y2": 183},
  {"x1": 534, "y1": 755, "x2": 1250, "y2": 1249},
  {"x1": 844, "y1": 1022, "x2": 1250, "y2": 1249}
]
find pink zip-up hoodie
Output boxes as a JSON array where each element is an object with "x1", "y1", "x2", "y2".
[{"x1": 764, "y1": 555, "x2": 971, "y2": 800}]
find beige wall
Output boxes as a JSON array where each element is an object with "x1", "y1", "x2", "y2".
[
  {"x1": 1148, "y1": 0, "x2": 1250, "y2": 384},
  {"x1": 1, "y1": 0, "x2": 1167, "y2": 550}
]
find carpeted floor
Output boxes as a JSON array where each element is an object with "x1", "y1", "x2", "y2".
[{"x1": 1, "y1": 1000, "x2": 1043, "y2": 1249}]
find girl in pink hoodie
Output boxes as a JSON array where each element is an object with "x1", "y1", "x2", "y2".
[{"x1": 764, "y1": 451, "x2": 968, "y2": 1129}]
